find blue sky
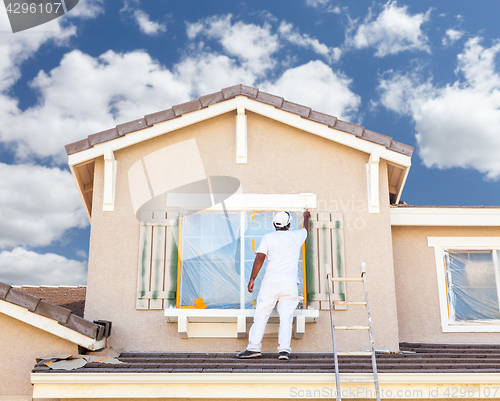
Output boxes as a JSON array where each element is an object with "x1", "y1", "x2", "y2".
[{"x1": 0, "y1": 0, "x2": 499, "y2": 285}]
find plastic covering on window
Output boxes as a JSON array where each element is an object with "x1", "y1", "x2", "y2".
[
  {"x1": 445, "y1": 250, "x2": 500, "y2": 322},
  {"x1": 179, "y1": 211, "x2": 304, "y2": 309}
]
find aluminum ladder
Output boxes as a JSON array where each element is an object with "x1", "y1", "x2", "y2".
[{"x1": 327, "y1": 262, "x2": 381, "y2": 401}]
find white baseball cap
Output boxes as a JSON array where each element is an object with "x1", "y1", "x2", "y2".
[{"x1": 273, "y1": 211, "x2": 291, "y2": 227}]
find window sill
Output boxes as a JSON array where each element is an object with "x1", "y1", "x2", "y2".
[
  {"x1": 442, "y1": 321, "x2": 500, "y2": 333},
  {"x1": 164, "y1": 308, "x2": 319, "y2": 339}
]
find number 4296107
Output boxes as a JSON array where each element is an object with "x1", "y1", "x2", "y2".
[{"x1": 5, "y1": 2, "x2": 62, "y2": 14}]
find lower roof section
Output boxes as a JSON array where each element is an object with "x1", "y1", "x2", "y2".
[{"x1": 32, "y1": 343, "x2": 500, "y2": 399}]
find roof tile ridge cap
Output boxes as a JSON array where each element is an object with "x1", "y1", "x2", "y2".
[
  {"x1": 307, "y1": 109, "x2": 338, "y2": 127},
  {"x1": 59, "y1": 311, "x2": 103, "y2": 339},
  {"x1": 279, "y1": 99, "x2": 312, "y2": 119}
]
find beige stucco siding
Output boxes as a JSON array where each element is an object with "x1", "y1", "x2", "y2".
[
  {"x1": 0, "y1": 312, "x2": 77, "y2": 397},
  {"x1": 392, "y1": 225, "x2": 500, "y2": 343},
  {"x1": 84, "y1": 111, "x2": 399, "y2": 352}
]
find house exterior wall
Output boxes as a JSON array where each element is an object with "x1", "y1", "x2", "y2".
[
  {"x1": 392, "y1": 225, "x2": 500, "y2": 343},
  {"x1": 0, "y1": 312, "x2": 77, "y2": 398},
  {"x1": 84, "y1": 110, "x2": 400, "y2": 352}
]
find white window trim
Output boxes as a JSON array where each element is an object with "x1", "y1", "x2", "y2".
[
  {"x1": 163, "y1": 194, "x2": 319, "y2": 338},
  {"x1": 428, "y1": 237, "x2": 500, "y2": 332},
  {"x1": 164, "y1": 308, "x2": 319, "y2": 338},
  {"x1": 166, "y1": 193, "x2": 317, "y2": 211}
]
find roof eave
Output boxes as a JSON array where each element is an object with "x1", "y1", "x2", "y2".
[
  {"x1": 0, "y1": 299, "x2": 106, "y2": 350},
  {"x1": 32, "y1": 371, "x2": 500, "y2": 399}
]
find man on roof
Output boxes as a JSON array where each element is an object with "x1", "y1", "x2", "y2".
[{"x1": 237, "y1": 209, "x2": 311, "y2": 361}]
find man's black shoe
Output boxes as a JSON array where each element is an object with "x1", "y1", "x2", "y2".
[
  {"x1": 236, "y1": 350, "x2": 262, "y2": 359},
  {"x1": 279, "y1": 351, "x2": 290, "y2": 360}
]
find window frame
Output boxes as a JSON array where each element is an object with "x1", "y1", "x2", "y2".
[
  {"x1": 428, "y1": 237, "x2": 500, "y2": 332},
  {"x1": 176, "y1": 209, "x2": 308, "y2": 310}
]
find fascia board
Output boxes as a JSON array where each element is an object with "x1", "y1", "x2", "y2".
[
  {"x1": 32, "y1": 372, "x2": 500, "y2": 399},
  {"x1": 0, "y1": 300, "x2": 105, "y2": 351},
  {"x1": 30, "y1": 372, "x2": 500, "y2": 384},
  {"x1": 67, "y1": 98, "x2": 239, "y2": 166},
  {"x1": 391, "y1": 208, "x2": 500, "y2": 226},
  {"x1": 243, "y1": 98, "x2": 412, "y2": 168}
]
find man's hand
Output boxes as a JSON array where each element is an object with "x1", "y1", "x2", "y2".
[
  {"x1": 248, "y1": 278, "x2": 255, "y2": 293},
  {"x1": 303, "y1": 209, "x2": 311, "y2": 234}
]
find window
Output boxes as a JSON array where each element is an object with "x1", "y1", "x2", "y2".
[
  {"x1": 428, "y1": 237, "x2": 500, "y2": 332},
  {"x1": 445, "y1": 250, "x2": 500, "y2": 321},
  {"x1": 178, "y1": 211, "x2": 306, "y2": 309}
]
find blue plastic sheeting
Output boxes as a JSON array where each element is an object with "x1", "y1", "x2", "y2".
[
  {"x1": 445, "y1": 250, "x2": 500, "y2": 321},
  {"x1": 179, "y1": 211, "x2": 304, "y2": 309}
]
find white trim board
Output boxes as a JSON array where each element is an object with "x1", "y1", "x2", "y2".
[
  {"x1": 197, "y1": 193, "x2": 316, "y2": 211},
  {"x1": 164, "y1": 309, "x2": 319, "y2": 338},
  {"x1": 32, "y1": 372, "x2": 500, "y2": 399},
  {"x1": 391, "y1": 207, "x2": 500, "y2": 226},
  {"x1": 428, "y1": 237, "x2": 500, "y2": 333},
  {"x1": 0, "y1": 299, "x2": 106, "y2": 351}
]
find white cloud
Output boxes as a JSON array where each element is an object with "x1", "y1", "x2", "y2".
[
  {"x1": 66, "y1": 0, "x2": 104, "y2": 19},
  {"x1": 121, "y1": 0, "x2": 166, "y2": 36},
  {"x1": 278, "y1": 22, "x2": 341, "y2": 63},
  {"x1": 0, "y1": 7, "x2": 76, "y2": 91},
  {"x1": 0, "y1": 248, "x2": 87, "y2": 285},
  {"x1": 442, "y1": 28, "x2": 464, "y2": 46},
  {"x1": 306, "y1": 0, "x2": 330, "y2": 7},
  {"x1": 133, "y1": 10, "x2": 166, "y2": 35},
  {"x1": 347, "y1": 1, "x2": 431, "y2": 57},
  {"x1": 173, "y1": 51, "x2": 255, "y2": 98},
  {"x1": 261, "y1": 60, "x2": 361, "y2": 121},
  {"x1": 0, "y1": 48, "x2": 255, "y2": 162},
  {"x1": 0, "y1": 15, "x2": 361, "y2": 162},
  {"x1": 186, "y1": 15, "x2": 280, "y2": 75},
  {"x1": 0, "y1": 163, "x2": 88, "y2": 248},
  {"x1": 379, "y1": 37, "x2": 500, "y2": 179},
  {"x1": 76, "y1": 250, "x2": 88, "y2": 258},
  {"x1": 305, "y1": 0, "x2": 341, "y2": 14},
  {"x1": 0, "y1": 50, "x2": 187, "y2": 161}
]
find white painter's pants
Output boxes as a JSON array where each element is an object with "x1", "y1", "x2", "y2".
[{"x1": 247, "y1": 281, "x2": 300, "y2": 353}]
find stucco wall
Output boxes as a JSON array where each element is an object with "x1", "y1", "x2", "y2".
[
  {"x1": 84, "y1": 110, "x2": 399, "y2": 352},
  {"x1": 0, "y1": 312, "x2": 77, "y2": 397},
  {"x1": 392, "y1": 225, "x2": 500, "y2": 343}
]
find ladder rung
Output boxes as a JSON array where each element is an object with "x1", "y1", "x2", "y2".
[
  {"x1": 336, "y1": 326, "x2": 370, "y2": 330},
  {"x1": 333, "y1": 301, "x2": 367, "y2": 305},
  {"x1": 330, "y1": 278, "x2": 363, "y2": 282}
]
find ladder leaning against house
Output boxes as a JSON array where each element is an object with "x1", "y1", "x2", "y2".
[{"x1": 327, "y1": 262, "x2": 381, "y2": 401}]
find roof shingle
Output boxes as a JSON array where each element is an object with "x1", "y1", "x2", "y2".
[
  {"x1": 32, "y1": 343, "x2": 500, "y2": 374},
  {"x1": 2, "y1": 283, "x2": 107, "y2": 341}
]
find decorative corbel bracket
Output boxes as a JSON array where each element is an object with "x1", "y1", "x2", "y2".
[
  {"x1": 366, "y1": 149, "x2": 380, "y2": 214},
  {"x1": 236, "y1": 98, "x2": 247, "y2": 164},
  {"x1": 103, "y1": 148, "x2": 117, "y2": 212}
]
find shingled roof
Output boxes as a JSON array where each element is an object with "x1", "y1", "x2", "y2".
[
  {"x1": 17, "y1": 284, "x2": 86, "y2": 317},
  {"x1": 65, "y1": 84, "x2": 414, "y2": 158},
  {"x1": 32, "y1": 343, "x2": 500, "y2": 374},
  {"x1": 0, "y1": 282, "x2": 107, "y2": 341}
]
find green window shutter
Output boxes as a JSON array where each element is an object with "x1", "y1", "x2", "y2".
[
  {"x1": 136, "y1": 211, "x2": 179, "y2": 310},
  {"x1": 305, "y1": 212, "x2": 345, "y2": 310}
]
